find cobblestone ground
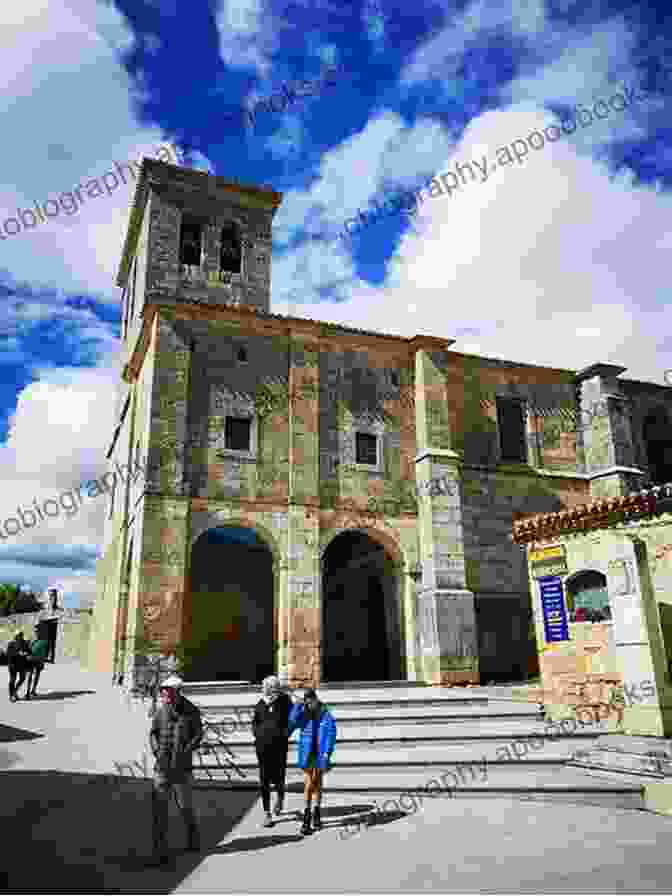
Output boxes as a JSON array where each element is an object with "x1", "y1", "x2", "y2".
[{"x1": 2, "y1": 662, "x2": 672, "y2": 893}]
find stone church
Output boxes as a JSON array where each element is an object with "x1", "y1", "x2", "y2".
[{"x1": 89, "y1": 157, "x2": 672, "y2": 690}]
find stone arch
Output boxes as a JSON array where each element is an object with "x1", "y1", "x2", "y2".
[
  {"x1": 184, "y1": 518, "x2": 278, "y2": 682},
  {"x1": 219, "y1": 219, "x2": 243, "y2": 276},
  {"x1": 319, "y1": 523, "x2": 406, "y2": 573},
  {"x1": 189, "y1": 512, "x2": 282, "y2": 569},
  {"x1": 320, "y1": 526, "x2": 406, "y2": 682}
]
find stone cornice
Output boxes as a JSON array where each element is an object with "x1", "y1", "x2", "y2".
[
  {"x1": 575, "y1": 363, "x2": 628, "y2": 382},
  {"x1": 512, "y1": 482, "x2": 672, "y2": 544}
]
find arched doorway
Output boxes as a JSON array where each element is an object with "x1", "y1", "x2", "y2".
[
  {"x1": 321, "y1": 530, "x2": 403, "y2": 682},
  {"x1": 184, "y1": 526, "x2": 275, "y2": 682},
  {"x1": 643, "y1": 408, "x2": 672, "y2": 486},
  {"x1": 565, "y1": 570, "x2": 610, "y2": 623}
]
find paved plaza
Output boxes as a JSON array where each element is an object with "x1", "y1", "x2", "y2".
[{"x1": 1, "y1": 662, "x2": 672, "y2": 893}]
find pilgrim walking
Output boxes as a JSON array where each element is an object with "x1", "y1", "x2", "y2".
[
  {"x1": 25, "y1": 626, "x2": 50, "y2": 699},
  {"x1": 7, "y1": 632, "x2": 30, "y2": 701},
  {"x1": 288, "y1": 688, "x2": 337, "y2": 835},
  {"x1": 252, "y1": 675, "x2": 293, "y2": 827},
  {"x1": 149, "y1": 675, "x2": 203, "y2": 866}
]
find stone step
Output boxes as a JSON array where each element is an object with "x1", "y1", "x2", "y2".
[
  {"x1": 181, "y1": 683, "x2": 526, "y2": 703},
  {"x1": 207, "y1": 732, "x2": 599, "y2": 761},
  {"x1": 200, "y1": 737, "x2": 602, "y2": 764},
  {"x1": 566, "y1": 734, "x2": 672, "y2": 782},
  {"x1": 566, "y1": 763, "x2": 671, "y2": 785},
  {"x1": 195, "y1": 703, "x2": 541, "y2": 725},
  {"x1": 187, "y1": 692, "x2": 493, "y2": 709},
  {"x1": 201, "y1": 716, "x2": 609, "y2": 742},
  {"x1": 190, "y1": 764, "x2": 644, "y2": 810},
  {"x1": 569, "y1": 752, "x2": 672, "y2": 779},
  {"x1": 191, "y1": 694, "x2": 495, "y2": 711}
]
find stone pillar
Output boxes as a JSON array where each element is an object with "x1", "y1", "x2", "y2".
[
  {"x1": 112, "y1": 583, "x2": 130, "y2": 683},
  {"x1": 576, "y1": 364, "x2": 648, "y2": 499},
  {"x1": 413, "y1": 343, "x2": 479, "y2": 685},
  {"x1": 285, "y1": 330, "x2": 321, "y2": 687},
  {"x1": 608, "y1": 534, "x2": 672, "y2": 735},
  {"x1": 145, "y1": 316, "x2": 194, "y2": 497},
  {"x1": 284, "y1": 507, "x2": 321, "y2": 687}
]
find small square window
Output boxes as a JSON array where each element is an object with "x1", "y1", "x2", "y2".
[
  {"x1": 390, "y1": 371, "x2": 399, "y2": 388},
  {"x1": 236, "y1": 346, "x2": 248, "y2": 363},
  {"x1": 225, "y1": 417, "x2": 252, "y2": 452},
  {"x1": 356, "y1": 432, "x2": 378, "y2": 466}
]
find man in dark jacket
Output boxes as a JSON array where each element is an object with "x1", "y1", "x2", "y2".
[
  {"x1": 252, "y1": 675, "x2": 293, "y2": 827},
  {"x1": 149, "y1": 675, "x2": 203, "y2": 865},
  {"x1": 7, "y1": 632, "x2": 30, "y2": 701}
]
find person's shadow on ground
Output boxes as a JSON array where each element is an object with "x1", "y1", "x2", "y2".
[
  {"x1": 212, "y1": 833, "x2": 305, "y2": 853},
  {"x1": 24, "y1": 690, "x2": 96, "y2": 700},
  {"x1": 0, "y1": 723, "x2": 44, "y2": 743}
]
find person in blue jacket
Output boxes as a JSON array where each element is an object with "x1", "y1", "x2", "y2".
[{"x1": 288, "y1": 688, "x2": 337, "y2": 835}]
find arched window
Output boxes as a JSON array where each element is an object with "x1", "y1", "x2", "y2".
[
  {"x1": 643, "y1": 407, "x2": 672, "y2": 486},
  {"x1": 179, "y1": 214, "x2": 204, "y2": 267},
  {"x1": 219, "y1": 222, "x2": 242, "y2": 276},
  {"x1": 565, "y1": 570, "x2": 610, "y2": 623}
]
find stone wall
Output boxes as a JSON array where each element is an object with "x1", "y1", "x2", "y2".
[
  {"x1": 525, "y1": 511, "x2": 672, "y2": 734},
  {"x1": 103, "y1": 160, "x2": 672, "y2": 691}
]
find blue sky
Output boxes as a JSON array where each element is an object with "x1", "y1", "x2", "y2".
[{"x1": 0, "y1": 0, "x2": 670, "y2": 608}]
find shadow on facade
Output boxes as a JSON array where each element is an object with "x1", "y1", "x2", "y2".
[
  {"x1": 322, "y1": 530, "x2": 404, "y2": 682},
  {"x1": 184, "y1": 526, "x2": 275, "y2": 683}
]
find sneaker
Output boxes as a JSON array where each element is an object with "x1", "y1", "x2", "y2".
[
  {"x1": 273, "y1": 796, "x2": 284, "y2": 816},
  {"x1": 262, "y1": 812, "x2": 274, "y2": 828}
]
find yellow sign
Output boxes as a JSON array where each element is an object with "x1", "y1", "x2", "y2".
[
  {"x1": 530, "y1": 545, "x2": 565, "y2": 564},
  {"x1": 530, "y1": 544, "x2": 567, "y2": 577}
]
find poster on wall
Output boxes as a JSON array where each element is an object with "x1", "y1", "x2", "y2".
[{"x1": 539, "y1": 575, "x2": 569, "y2": 642}]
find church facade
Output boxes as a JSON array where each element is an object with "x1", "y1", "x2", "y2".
[{"x1": 88, "y1": 158, "x2": 672, "y2": 690}]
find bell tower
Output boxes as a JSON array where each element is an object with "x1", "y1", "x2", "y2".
[{"x1": 115, "y1": 157, "x2": 282, "y2": 347}]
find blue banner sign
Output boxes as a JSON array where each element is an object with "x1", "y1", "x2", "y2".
[{"x1": 539, "y1": 575, "x2": 569, "y2": 642}]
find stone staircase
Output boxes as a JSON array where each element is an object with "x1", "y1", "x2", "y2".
[
  {"x1": 182, "y1": 682, "x2": 646, "y2": 810},
  {"x1": 568, "y1": 734, "x2": 672, "y2": 782}
]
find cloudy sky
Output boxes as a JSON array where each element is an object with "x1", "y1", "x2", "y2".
[{"x1": 0, "y1": 0, "x2": 670, "y2": 607}]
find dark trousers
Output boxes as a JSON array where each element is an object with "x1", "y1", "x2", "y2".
[
  {"x1": 152, "y1": 772, "x2": 198, "y2": 855},
  {"x1": 8, "y1": 662, "x2": 27, "y2": 697},
  {"x1": 256, "y1": 741, "x2": 288, "y2": 812},
  {"x1": 26, "y1": 661, "x2": 44, "y2": 694}
]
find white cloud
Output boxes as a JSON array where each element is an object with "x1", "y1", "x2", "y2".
[
  {"x1": 400, "y1": 0, "x2": 547, "y2": 89},
  {"x1": 272, "y1": 110, "x2": 454, "y2": 249},
  {"x1": 0, "y1": 357, "x2": 123, "y2": 607},
  {"x1": 0, "y1": 0, "x2": 176, "y2": 297},
  {"x1": 272, "y1": 99, "x2": 672, "y2": 384}
]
